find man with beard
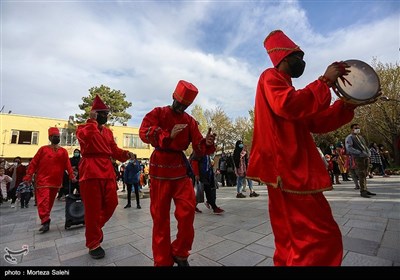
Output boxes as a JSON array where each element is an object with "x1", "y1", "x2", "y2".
[
  {"x1": 76, "y1": 94, "x2": 134, "y2": 259},
  {"x1": 246, "y1": 30, "x2": 358, "y2": 266},
  {"x1": 23, "y1": 127, "x2": 76, "y2": 233},
  {"x1": 139, "y1": 80, "x2": 216, "y2": 266}
]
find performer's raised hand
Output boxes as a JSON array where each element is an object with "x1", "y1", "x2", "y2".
[
  {"x1": 205, "y1": 127, "x2": 216, "y2": 146},
  {"x1": 170, "y1": 124, "x2": 188, "y2": 139}
]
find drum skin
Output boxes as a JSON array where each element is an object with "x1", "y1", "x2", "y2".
[{"x1": 334, "y1": 59, "x2": 381, "y2": 105}]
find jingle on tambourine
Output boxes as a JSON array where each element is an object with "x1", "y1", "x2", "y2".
[{"x1": 333, "y1": 59, "x2": 382, "y2": 105}]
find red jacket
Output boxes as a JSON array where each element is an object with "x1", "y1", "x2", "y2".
[
  {"x1": 23, "y1": 145, "x2": 74, "y2": 188},
  {"x1": 76, "y1": 119, "x2": 130, "y2": 181},
  {"x1": 139, "y1": 106, "x2": 215, "y2": 180},
  {"x1": 247, "y1": 68, "x2": 355, "y2": 193}
]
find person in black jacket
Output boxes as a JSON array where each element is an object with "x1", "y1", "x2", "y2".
[
  {"x1": 123, "y1": 154, "x2": 142, "y2": 209},
  {"x1": 70, "y1": 149, "x2": 81, "y2": 194},
  {"x1": 190, "y1": 152, "x2": 224, "y2": 214}
]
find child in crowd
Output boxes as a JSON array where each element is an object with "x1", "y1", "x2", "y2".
[
  {"x1": 16, "y1": 182, "x2": 34, "y2": 208},
  {"x1": 0, "y1": 167, "x2": 12, "y2": 203}
]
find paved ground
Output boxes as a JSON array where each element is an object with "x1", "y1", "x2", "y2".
[{"x1": 0, "y1": 175, "x2": 399, "y2": 269}]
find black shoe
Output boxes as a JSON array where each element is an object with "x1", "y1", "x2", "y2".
[
  {"x1": 124, "y1": 204, "x2": 131, "y2": 209},
  {"x1": 354, "y1": 186, "x2": 360, "y2": 190},
  {"x1": 173, "y1": 256, "x2": 190, "y2": 267},
  {"x1": 366, "y1": 191, "x2": 376, "y2": 196},
  {"x1": 360, "y1": 191, "x2": 370, "y2": 198},
  {"x1": 89, "y1": 246, "x2": 105, "y2": 259},
  {"x1": 137, "y1": 205, "x2": 141, "y2": 209},
  {"x1": 250, "y1": 192, "x2": 260, "y2": 197},
  {"x1": 39, "y1": 222, "x2": 50, "y2": 233}
]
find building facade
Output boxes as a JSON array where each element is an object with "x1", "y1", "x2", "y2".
[{"x1": 0, "y1": 113, "x2": 153, "y2": 163}]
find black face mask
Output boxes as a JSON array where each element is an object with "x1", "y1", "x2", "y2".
[
  {"x1": 171, "y1": 100, "x2": 188, "y2": 114},
  {"x1": 51, "y1": 136, "x2": 60, "y2": 145},
  {"x1": 287, "y1": 57, "x2": 306, "y2": 78},
  {"x1": 96, "y1": 114, "x2": 108, "y2": 125}
]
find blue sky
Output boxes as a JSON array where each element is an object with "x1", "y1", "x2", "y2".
[{"x1": 1, "y1": 0, "x2": 399, "y2": 127}]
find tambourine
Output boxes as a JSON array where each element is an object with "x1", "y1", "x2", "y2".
[{"x1": 333, "y1": 59, "x2": 382, "y2": 105}]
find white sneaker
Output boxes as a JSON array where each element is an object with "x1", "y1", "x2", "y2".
[{"x1": 11, "y1": 203, "x2": 15, "y2": 208}]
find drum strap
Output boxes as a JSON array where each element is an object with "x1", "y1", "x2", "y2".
[{"x1": 352, "y1": 135, "x2": 369, "y2": 153}]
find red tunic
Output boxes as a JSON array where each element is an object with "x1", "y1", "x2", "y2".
[
  {"x1": 139, "y1": 105, "x2": 215, "y2": 266},
  {"x1": 76, "y1": 119, "x2": 130, "y2": 181},
  {"x1": 139, "y1": 106, "x2": 215, "y2": 179},
  {"x1": 247, "y1": 68, "x2": 355, "y2": 193},
  {"x1": 23, "y1": 145, "x2": 74, "y2": 188}
]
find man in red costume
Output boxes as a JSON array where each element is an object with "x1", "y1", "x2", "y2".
[
  {"x1": 139, "y1": 80, "x2": 216, "y2": 266},
  {"x1": 77, "y1": 94, "x2": 134, "y2": 259},
  {"x1": 247, "y1": 30, "x2": 358, "y2": 266},
  {"x1": 23, "y1": 127, "x2": 75, "y2": 233}
]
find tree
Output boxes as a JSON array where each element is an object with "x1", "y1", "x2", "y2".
[
  {"x1": 233, "y1": 116, "x2": 253, "y2": 148},
  {"x1": 190, "y1": 105, "x2": 207, "y2": 135},
  {"x1": 363, "y1": 60, "x2": 400, "y2": 165},
  {"x1": 204, "y1": 106, "x2": 236, "y2": 152},
  {"x1": 75, "y1": 85, "x2": 132, "y2": 126}
]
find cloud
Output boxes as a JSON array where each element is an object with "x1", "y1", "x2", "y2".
[{"x1": 2, "y1": 1, "x2": 398, "y2": 126}]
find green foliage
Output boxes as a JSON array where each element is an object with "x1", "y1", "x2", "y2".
[
  {"x1": 190, "y1": 105, "x2": 208, "y2": 135},
  {"x1": 75, "y1": 85, "x2": 132, "y2": 125},
  {"x1": 204, "y1": 107, "x2": 236, "y2": 152}
]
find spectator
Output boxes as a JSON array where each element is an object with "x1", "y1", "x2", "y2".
[
  {"x1": 345, "y1": 124, "x2": 376, "y2": 198},
  {"x1": 190, "y1": 152, "x2": 224, "y2": 214},
  {"x1": 123, "y1": 154, "x2": 142, "y2": 209},
  {"x1": 233, "y1": 140, "x2": 259, "y2": 198},
  {"x1": 16, "y1": 181, "x2": 34, "y2": 208},
  {"x1": 218, "y1": 152, "x2": 228, "y2": 187},
  {"x1": 0, "y1": 167, "x2": 12, "y2": 204},
  {"x1": 7, "y1": 156, "x2": 27, "y2": 208}
]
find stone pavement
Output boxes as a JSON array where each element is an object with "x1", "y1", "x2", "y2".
[{"x1": 0, "y1": 176, "x2": 399, "y2": 268}]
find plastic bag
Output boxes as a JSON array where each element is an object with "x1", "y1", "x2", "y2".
[{"x1": 194, "y1": 181, "x2": 204, "y2": 203}]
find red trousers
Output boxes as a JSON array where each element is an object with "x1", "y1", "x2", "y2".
[
  {"x1": 80, "y1": 179, "x2": 118, "y2": 250},
  {"x1": 150, "y1": 177, "x2": 196, "y2": 266},
  {"x1": 267, "y1": 186, "x2": 343, "y2": 266},
  {"x1": 36, "y1": 187, "x2": 59, "y2": 225}
]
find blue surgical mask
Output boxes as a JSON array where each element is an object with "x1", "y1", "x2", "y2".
[
  {"x1": 74, "y1": 152, "x2": 80, "y2": 157},
  {"x1": 238, "y1": 144, "x2": 244, "y2": 148}
]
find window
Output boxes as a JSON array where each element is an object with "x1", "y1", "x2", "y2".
[
  {"x1": 10, "y1": 130, "x2": 39, "y2": 145},
  {"x1": 123, "y1": 134, "x2": 148, "y2": 148},
  {"x1": 59, "y1": 128, "x2": 78, "y2": 146}
]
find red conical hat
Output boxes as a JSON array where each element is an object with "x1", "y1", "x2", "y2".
[
  {"x1": 264, "y1": 30, "x2": 303, "y2": 67},
  {"x1": 48, "y1": 127, "x2": 60, "y2": 137},
  {"x1": 91, "y1": 94, "x2": 109, "y2": 111},
  {"x1": 173, "y1": 80, "x2": 198, "y2": 106}
]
